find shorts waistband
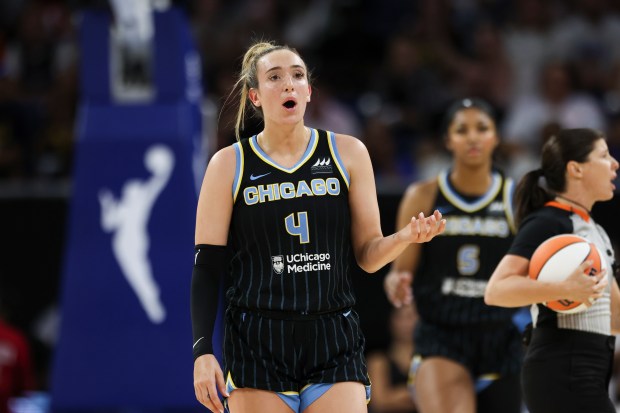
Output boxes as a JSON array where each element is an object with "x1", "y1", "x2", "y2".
[{"x1": 228, "y1": 306, "x2": 352, "y2": 321}]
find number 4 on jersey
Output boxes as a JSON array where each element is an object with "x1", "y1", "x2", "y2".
[{"x1": 285, "y1": 212, "x2": 310, "y2": 244}]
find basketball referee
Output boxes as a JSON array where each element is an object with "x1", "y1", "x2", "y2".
[{"x1": 485, "y1": 128, "x2": 619, "y2": 413}]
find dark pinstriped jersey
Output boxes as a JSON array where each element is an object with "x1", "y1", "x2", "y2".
[
  {"x1": 227, "y1": 128, "x2": 354, "y2": 313},
  {"x1": 508, "y1": 203, "x2": 616, "y2": 335},
  {"x1": 413, "y1": 169, "x2": 517, "y2": 326}
]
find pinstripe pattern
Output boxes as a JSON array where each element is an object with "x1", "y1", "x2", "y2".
[
  {"x1": 414, "y1": 169, "x2": 517, "y2": 326},
  {"x1": 227, "y1": 129, "x2": 354, "y2": 313},
  {"x1": 223, "y1": 307, "x2": 370, "y2": 392},
  {"x1": 223, "y1": 129, "x2": 369, "y2": 392}
]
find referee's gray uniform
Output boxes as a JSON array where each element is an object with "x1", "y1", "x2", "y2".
[{"x1": 510, "y1": 203, "x2": 617, "y2": 413}]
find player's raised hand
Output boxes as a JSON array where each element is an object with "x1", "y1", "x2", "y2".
[{"x1": 404, "y1": 210, "x2": 446, "y2": 244}]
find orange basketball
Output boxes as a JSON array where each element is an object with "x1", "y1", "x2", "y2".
[{"x1": 529, "y1": 234, "x2": 602, "y2": 313}]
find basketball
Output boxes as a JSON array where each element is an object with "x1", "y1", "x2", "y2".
[{"x1": 529, "y1": 234, "x2": 602, "y2": 313}]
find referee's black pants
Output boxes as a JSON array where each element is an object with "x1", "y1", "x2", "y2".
[{"x1": 522, "y1": 327, "x2": 615, "y2": 413}]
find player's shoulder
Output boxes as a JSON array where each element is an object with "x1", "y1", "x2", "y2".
[
  {"x1": 330, "y1": 132, "x2": 367, "y2": 154},
  {"x1": 404, "y1": 178, "x2": 438, "y2": 203},
  {"x1": 204, "y1": 144, "x2": 238, "y2": 178},
  {"x1": 324, "y1": 132, "x2": 371, "y2": 175},
  {"x1": 212, "y1": 144, "x2": 238, "y2": 163},
  {"x1": 400, "y1": 178, "x2": 438, "y2": 215}
]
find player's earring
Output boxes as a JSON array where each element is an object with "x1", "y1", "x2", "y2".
[{"x1": 307, "y1": 96, "x2": 311, "y2": 102}]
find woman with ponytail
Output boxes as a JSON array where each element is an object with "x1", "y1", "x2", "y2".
[
  {"x1": 190, "y1": 40, "x2": 446, "y2": 413},
  {"x1": 384, "y1": 98, "x2": 524, "y2": 413},
  {"x1": 485, "y1": 128, "x2": 620, "y2": 413}
]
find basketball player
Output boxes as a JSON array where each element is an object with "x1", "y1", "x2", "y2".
[
  {"x1": 485, "y1": 128, "x2": 619, "y2": 413},
  {"x1": 384, "y1": 98, "x2": 524, "y2": 413},
  {"x1": 191, "y1": 40, "x2": 446, "y2": 413}
]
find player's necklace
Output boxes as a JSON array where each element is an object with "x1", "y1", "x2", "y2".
[{"x1": 555, "y1": 194, "x2": 591, "y2": 214}]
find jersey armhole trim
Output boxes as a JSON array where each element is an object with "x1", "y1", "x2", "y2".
[
  {"x1": 504, "y1": 177, "x2": 516, "y2": 234},
  {"x1": 327, "y1": 131, "x2": 350, "y2": 188},
  {"x1": 232, "y1": 142, "x2": 244, "y2": 202}
]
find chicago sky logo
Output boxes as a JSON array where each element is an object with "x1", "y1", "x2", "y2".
[
  {"x1": 311, "y1": 158, "x2": 332, "y2": 174},
  {"x1": 272, "y1": 255, "x2": 284, "y2": 274}
]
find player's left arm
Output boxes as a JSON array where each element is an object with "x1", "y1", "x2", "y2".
[{"x1": 336, "y1": 134, "x2": 445, "y2": 273}]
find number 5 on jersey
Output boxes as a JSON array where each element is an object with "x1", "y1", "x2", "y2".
[{"x1": 285, "y1": 212, "x2": 309, "y2": 244}]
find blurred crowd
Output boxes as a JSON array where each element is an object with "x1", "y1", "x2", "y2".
[
  {"x1": 1, "y1": 0, "x2": 620, "y2": 410},
  {"x1": 1, "y1": 0, "x2": 620, "y2": 190},
  {"x1": 0, "y1": 0, "x2": 77, "y2": 181}
]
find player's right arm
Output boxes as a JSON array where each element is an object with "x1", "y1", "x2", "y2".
[
  {"x1": 193, "y1": 146, "x2": 235, "y2": 412},
  {"x1": 195, "y1": 146, "x2": 236, "y2": 245},
  {"x1": 384, "y1": 179, "x2": 437, "y2": 307}
]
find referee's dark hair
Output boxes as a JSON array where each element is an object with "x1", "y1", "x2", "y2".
[{"x1": 514, "y1": 128, "x2": 604, "y2": 226}]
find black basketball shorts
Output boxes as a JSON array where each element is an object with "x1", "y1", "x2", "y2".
[
  {"x1": 223, "y1": 306, "x2": 371, "y2": 393},
  {"x1": 413, "y1": 320, "x2": 523, "y2": 378}
]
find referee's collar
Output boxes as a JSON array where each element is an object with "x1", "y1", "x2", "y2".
[{"x1": 544, "y1": 201, "x2": 590, "y2": 222}]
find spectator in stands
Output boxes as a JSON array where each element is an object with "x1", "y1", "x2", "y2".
[{"x1": 0, "y1": 298, "x2": 35, "y2": 413}]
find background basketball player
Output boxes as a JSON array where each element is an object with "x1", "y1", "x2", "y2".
[{"x1": 384, "y1": 98, "x2": 525, "y2": 413}]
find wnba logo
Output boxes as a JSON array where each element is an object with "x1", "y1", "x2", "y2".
[
  {"x1": 272, "y1": 255, "x2": 285, "y2": 274},
  {"x1": 99, "y1": 144, "x2": 174, "y2": 323}
]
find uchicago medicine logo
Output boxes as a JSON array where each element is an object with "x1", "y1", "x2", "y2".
[
  {"x1": 272, "y1": 252, "x2": 332, "y2": 274},
  {"x1": 272, "y1": 255, "x2": 285, "y2": 274}
]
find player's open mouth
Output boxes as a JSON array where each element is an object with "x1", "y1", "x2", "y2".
[{"x1": 283, "y1": 100, "x2": 296, "y2": 109}]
